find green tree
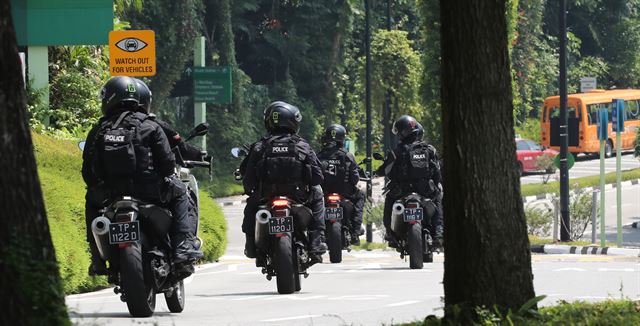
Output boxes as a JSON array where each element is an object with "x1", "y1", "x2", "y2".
[
  {"x1": 418, "y1": 0, "x2": 441, "y2": 150},
  {"x1": 370, "y1": 29, "x2": 422, "y2": 142},
  {"x1": 440, "y1": 0, "x2": 536, "y2": 320},
  {"x1": 0, "y1": 1, "x2": 69, "y2": 324}
]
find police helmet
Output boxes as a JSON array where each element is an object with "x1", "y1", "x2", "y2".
[
  {"x1": 100, "y1": 76, "x2": 140, "y2": 116},
  {"x1": 416, "y1": 122, "x2": 424, "y2": 141},
  {"x1": 322, "y1": 124, "x2": 347, "y2": 145},
  {"x1": 133, "y1": 78, "x2": 152, "y2": 114},
  {"x1": 264, "y1": 101, "x2": 302, "y2": 134},
  {"x1": 392, "y1": 115, "x2": 420, "y2": 141}
]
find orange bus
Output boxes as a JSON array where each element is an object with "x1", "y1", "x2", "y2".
[{"x1": 540, "y1": 89, "x2": 640, "y2": 157}]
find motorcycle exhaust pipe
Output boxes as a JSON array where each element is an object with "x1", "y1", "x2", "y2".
[
  {"x1": 91, "y1": 216, "x2": 112, "y2": 260},
  {"x1": 255, "y1": 209, "x2": 271, "y2": 249},
  {"x1": 391, "y1": 202, "x2": 405, "y2": 234}
]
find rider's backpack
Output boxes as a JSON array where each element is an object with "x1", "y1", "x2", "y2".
[
  {"x1": 258, "y1": 134, "x2": 308, "y2": 196},
  {"x1": 97, "y1": 111, "x2": 145, "y2": 178},
  {"x1": 319, "y1": 148, "x2": 348, "y2": 194}
]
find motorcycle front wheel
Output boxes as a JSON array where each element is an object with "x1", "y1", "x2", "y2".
[
  {"x1": 164, "y1": 280, "x2": 185, "y2": 313},
  {"x1": 120, "y1": 243, "x2": 156, "y2": 317}
]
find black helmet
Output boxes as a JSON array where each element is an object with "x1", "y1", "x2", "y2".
[
  {"x1": 100, "y1": 76, "x2": 140, "y2": 116},
  {"x1": 392, "y1": 115, "x2": 420, "y2": 141},
  {"x1": 322, "y1": 124, "x2": 347, "y2": 145},
  {"x1": 133, "y1": 78, "x2": 152, "y2": 113},
  {"x1": 264, "y1": 101, "x2": 302, "y2": 134},
  {"x1": 416, "y1": 122, "x2": 424, "y2": 140}
]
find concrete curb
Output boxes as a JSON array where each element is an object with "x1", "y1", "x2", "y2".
[
  {"x1": 521, "y1": 178, "x2": 640, "y2": 204},
  {"x1": 531, "y1": 244, "x2": 640, "y2": 257}
]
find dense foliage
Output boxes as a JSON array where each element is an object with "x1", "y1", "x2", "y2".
[{"x1": 27, "y1": 0, "x2": 640, "y2": 192}]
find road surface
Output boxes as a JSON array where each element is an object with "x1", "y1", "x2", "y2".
[{"x1": 67, "y1": 196, "x2": 640, "y2": 325}]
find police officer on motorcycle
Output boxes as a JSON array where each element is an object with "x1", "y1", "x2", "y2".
[
  {"x1": 317, "y1": 124, "x2": 365, "y2": 245},
  {"x1": 241, "y1": 101, "x2": 327, "y2": 264},
  {"x1": 376, "y1": 115, "x2": 443, "y2": 250},
  {"x1": 82, "y1": 76, "x2": 203, "y2": 277}
]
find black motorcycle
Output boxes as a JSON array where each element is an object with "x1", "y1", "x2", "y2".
[
  {"x1": 389, "y1": 193, "x2": 436, "y2": 269},
  {"x1": 86, "y1": 123, "x2": 211, "y2": 317},
  {"x1": 232, "y1": 147, "x2": 315, "y2": 294},
  {"x1": 324, "y1": 193, "x2": 354, "y2": 263}
]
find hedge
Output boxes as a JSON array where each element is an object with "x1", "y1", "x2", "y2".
[{"x1": 32, "y1": 133, "x2": 227, "y2": 294}]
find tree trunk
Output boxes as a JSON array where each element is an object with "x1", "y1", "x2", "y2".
[
  {"x1": 440, "y1": 0, "x2": 536, "y2": 320},
  {"x1": 0, "y1": 1, "x2": 69, "y2": 324}
]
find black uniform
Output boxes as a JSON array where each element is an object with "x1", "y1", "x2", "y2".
[
  {"x1": 317, "y1": 144, "x2": 364, "y2": 235},
  {"x1": 82, "y1": 109, "x2": 193, "y2": 263},
  {"x1": 241, "y1": 132, "x2": 326, "y2": 251},
  {"x1": 376, "y1": 139, "x2": 443, "y2": 242}
]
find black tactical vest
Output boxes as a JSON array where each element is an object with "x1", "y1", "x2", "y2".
[
  {"x1": 318, "y1": 147, "x2": 349, "y2": 194},
  {"x1": 257, "y1": 134, "x2": 309, "y2": 199},
  {"x1": 396, "y1": 141, "x2": 431, "y2": 183}
]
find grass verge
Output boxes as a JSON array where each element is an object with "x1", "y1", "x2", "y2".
[
  {"x1": 404, "y1": 299, "x2": 640, "y2": 325},
  {"x1": 351, "y1": 242, "x2": 388, "y2": 251},
  {"x1": 33, "y1": 133, "x2": 227, "y2": 294},
  {"x1": 521, "y1": 168, "x2": 640, "y2": 197},
  {"x1": 528, "y1": 235, "x2": 616, "y2": 247},
  {"x1": 201, "y1": 174, "x2": 245, "y2": 198}
]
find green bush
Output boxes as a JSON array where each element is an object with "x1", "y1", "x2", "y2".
[
  {"x1": 524, "y1": 203, "x2": 553, "y2": 237},
  {"x1": 33, "y1": 133, "x2": 227, "y2": 294},
  {"x1": 515, "y1": 118, "x2": 542, "y2": 143},
  {"x1": 635, "y1": 127, "x2": 640, "y2": 159}
]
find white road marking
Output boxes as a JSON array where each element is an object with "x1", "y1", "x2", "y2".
[
  {"x1": 261, "y1": 314, "x2": 321, "y2": 322},
  {"x1": 385, "y1": 300, "x2": 421, "y2": 307},
  {"x1": 597, "y1": 268, "x2": 635, "y2": 272},
  {"x1": 554, "y1": 268, "x2": 587, "y2": 272}
]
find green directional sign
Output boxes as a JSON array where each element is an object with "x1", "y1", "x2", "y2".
[
  {"x1": 193, "y1": 66, "x2": 232, "y2": 104},
  {"x1": 554, "y1": 152, "x2": 575, "y2": 170}
]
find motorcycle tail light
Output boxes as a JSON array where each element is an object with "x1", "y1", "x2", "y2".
[
  {"x1": 327, "y1": 194, "x2": 341, "y2": 203},
  {"x1": 272, "y1": 199, "x2": 289, "y2": 208},
  {"x1": 407, "y1": 202, "x2": 419, "y2": 209},
  {"x1": 116, "y1": 213, "x2": 133, "y2": 222}
]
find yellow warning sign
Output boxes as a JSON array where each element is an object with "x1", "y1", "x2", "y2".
[{"x1": 109, "y1": 30, "x2": 156, "y2": 76}]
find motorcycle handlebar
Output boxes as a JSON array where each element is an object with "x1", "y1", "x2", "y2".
[{"x1": 183, "y1": 160, "x2": 211, "y2": 168}]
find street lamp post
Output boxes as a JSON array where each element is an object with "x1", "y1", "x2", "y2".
[
  {"x1": 559, "y1": 0, "x2": 571, "y2": 241},
  {"x1": 365, "y1": 0, "x2": 373, "y2": 243}
]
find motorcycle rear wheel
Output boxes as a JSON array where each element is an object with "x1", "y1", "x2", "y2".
[
  {"x1": 407, "y1": 224, "x2": 424, "y2": 269},
  {"x1": 274, "y1": 236, "x2": 295, "y2": 294},
  {"x1": 120, "y1": 244, "x2": 156, "y2": 317},
  {"x1": 328, "y1": 221, "x2": 343, "y2": 263},
  {"x1": 164, "y1": 280, "x2": 185, "y2": 313}
]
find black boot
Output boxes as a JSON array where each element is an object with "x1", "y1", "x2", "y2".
[
  {"x1": 384, "y1": 228, "x2": 398, "y2": 248},
  {"x1": 350, "y1": 232, "x2": 361, "y2": 246},
  {"x1": 308, "y1": 230, "x2": 328, "y2": 255},
  {"x1": 245, "y1": 233, "x2": 257, "y2": 258},
  {"x1": 172, "y1": 233, "x2": 204, "y2": 264},
  {"x1": 88, "y1": 245, "x2": 108, "y2": 276}
]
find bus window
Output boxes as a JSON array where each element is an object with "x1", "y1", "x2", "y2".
[
  {"x1": 626, "y1": 100, "x2": 640, "y2": 121},
  {"x1": 548, "y1": 106, "x2": 578, "y2": 119},
  {"x1": 587, "y1": 103, "x2": 610, "y2": 125}
]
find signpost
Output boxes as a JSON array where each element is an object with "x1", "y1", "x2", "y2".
[
  {"x1": 193, "y1": 66, "x2": 232, "y2": 104},
  {"x1": 580, "y1": 77, "x2": 597, "y2": 93},
  {"x1": 597, "y1": 108, "x2": 608, "y2": 247},
  {"x1": 612, "y1": 99, "x2": 625, "y2": 246},
  {"x1": 109, "y1": 30, "x2": 156, "y2": 77},
  {"x1": 193, "y1": 37, "x2": 206, "y2": 150}
]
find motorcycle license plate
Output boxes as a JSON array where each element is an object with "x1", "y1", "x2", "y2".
[
  {"x1": 325, "y1": 207, "x2": 343, "y2": 220},
  {"x1": 404, "y1": 208, "x2": 423, "y2": 222},
  {"x1": 109, "y1": 221, "x2": 140, "y2": 244},
  {"x1": 268, "y1": 216, "x2": 293, "y2": 234}
]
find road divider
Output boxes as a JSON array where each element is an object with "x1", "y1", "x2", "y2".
[{"x1": 531, "y1": 244, "x2": 640, "y2": 257}]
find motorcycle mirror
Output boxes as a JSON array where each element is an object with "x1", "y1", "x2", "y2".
[
  {"x1": 186, "y1": 123, "x2": 210, "y2": 141},
  {"x1": 78, "y1": 141, "x2": 86, "y2": 152},
  {"x1": 373, "y1": 152, "x2": 384, "y2": 160},
  {"x1": 231, "y1": 147, "x2": 248, "y2": 158}
]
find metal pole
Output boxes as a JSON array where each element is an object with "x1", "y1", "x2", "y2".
[
  {"x1": 559, "y1": 0, "x2": 571, "y2": 241},
  {"x1": 194, "y1": 36, "x2": 206, "y2": 150},
  {"x1": 591, "y1": 190, "x2": 598, "y2": 244},
  {"x1": 552, "y1": 198, "x2": 559, "y2": 242},
  {"x1": 600, "y1": 139, "x2": 606, "y2": 247},
  {"x1": 383, "y1": 0, "x2": 392, "y2": 153},
  {"x1": 365, "y1": 0, "x2": 373, "y2": 243},
  {"x1": 616, "y1": 130, "x2": 623, "y2": 246}
]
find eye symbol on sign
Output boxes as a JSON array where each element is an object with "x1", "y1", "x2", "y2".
[{"x1": 116, "y1": 38, "x2": 148, "y2": 52}]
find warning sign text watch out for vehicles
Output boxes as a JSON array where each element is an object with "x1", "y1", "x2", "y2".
[{"x1": 109, "y1": 30, "x2": 156, "y2": 76}]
